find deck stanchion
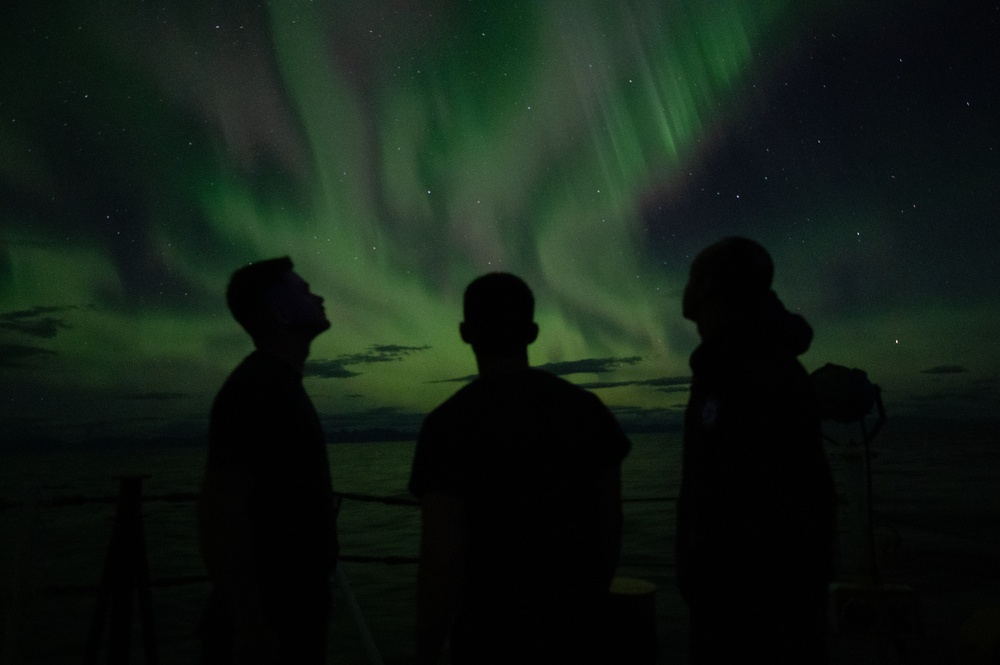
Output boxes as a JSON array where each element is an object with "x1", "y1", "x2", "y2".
[
  {"x1": 83, "y1": 476, "x2": 158, "y2": 665},
  {"x1": 1, "y1": 483, "x2": 40, "y2": 665}
]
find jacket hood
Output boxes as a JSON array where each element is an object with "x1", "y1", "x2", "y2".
[
  {"x1": 696, "y1": 290, "x2": 813, "y2": 360},
  {"x1": 751, "y1": 290, "x2": 813, "y2": 356}
]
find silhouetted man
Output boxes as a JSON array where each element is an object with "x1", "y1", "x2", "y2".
[
  {"x1": 198, "y1": 257, "x2": 338, "y2": 665},
  {"x1": 676, "y1": 238, "x2": 837, "y2": 663},
  {"x1": 410, "y1": 273, "x2": 631, "y2": 665}
]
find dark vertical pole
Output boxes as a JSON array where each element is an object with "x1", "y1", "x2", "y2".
[
  {"x1": 108, "y1": 478, "x2": 140, "y2": 665},
  {"x1": 132, "y1": 482, "x2": 158, "y2": 665},
  {"x1": 84, "y1": 483, "x2": 126, "y2": 665},
  {"x1": 82, "y1": 476, "x2": 158, "y2": 665}
]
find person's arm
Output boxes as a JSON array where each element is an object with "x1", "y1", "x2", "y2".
[
  {"x1": 594, "y1": 463, "x2": 624, "y2": 587},
  {"x1": 591, "y1": 405, "x2": 628, "y2": 588},
  {"x1": 414, "y1": 492, "x2": 467, "y2": 665}
]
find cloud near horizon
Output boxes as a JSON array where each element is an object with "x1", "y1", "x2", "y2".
[
  {"x1": 122, "y1": 391, "x2": 190, "y2": 401},
  {"x1": 431, "y1": 356, "x2": 648, "y2": 385},
  {"x1": 305, "y1": 344, "x2": 433, "y2": 379},
  {"x1": 535, "y1": 357, "x2": 643, "y2": 376},
  {"x1": 578, "y1": 376, "x2": 692, "y2": 391},
  {"x1": 0, "y1": 343, "x2": 58, "y2": 367},
  {"x1": 0, "y1": 306, "x2": 76, "y2": 339}
]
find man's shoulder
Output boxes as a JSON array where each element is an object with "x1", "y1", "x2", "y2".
[
  {"x1": 422, "y1": 369, "x2": 611, "y2": 428},
  {"x1": 445, "y1": 370, "x2": 591, "y2": 403},
  {"x1": 220, "y1": 351, "x2": 298, "y2": 391},
  {"x1": 230, "y1": 350, "x2": 291, "y2": 379},
  {"x1": 429, "y1": 378, "x2": 480, "y2": 411},
  {"x1": 525, "y1": 368, "x2": 607, "y2": 406},
  {"x1": 212, "y1": 351, "x2": 296, "y2": 415},
  {"x1": 527, "y1": 367, "x2": 578, "y2": 388},
  {"x1": 425, "y1": 376, "x2": 500, "y2": 433}
]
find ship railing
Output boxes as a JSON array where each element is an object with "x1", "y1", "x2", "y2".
[{"x1": 1, "y1": 478, "x2": 673, "y2": 664}]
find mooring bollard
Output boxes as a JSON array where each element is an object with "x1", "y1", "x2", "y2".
[{"x1": 607, "y1": 576, "x2": 657, "y2": 664}]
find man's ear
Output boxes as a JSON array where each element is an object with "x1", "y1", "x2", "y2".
[
  {"x1": 270, "y1": 296, "x2": 292, "y2": 327},
  {"x1": 460, "y1": 320, "x2": 535, "y2": 346},
  {"x1": 525, "y1": 322, "x2": 539, "y2": 345}
]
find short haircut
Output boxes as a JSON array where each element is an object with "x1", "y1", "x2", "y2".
[
  {"x1": 464, "y1": 272, "x2": 534, "y2": 326},
  {"x1": 226, "y1": 256, "x2": 294, "y2": 339},
  {"x1": 462, "y1": 272, "x2": 535, "y2": 352}
]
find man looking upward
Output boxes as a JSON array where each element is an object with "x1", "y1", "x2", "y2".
[{"x1": 198, "y1": 257, "x2": 339, "y2": 665}]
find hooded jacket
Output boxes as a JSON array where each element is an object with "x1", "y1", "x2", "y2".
[{"x1": 676, "y1": 291, "x2": 837, "y2": 607}]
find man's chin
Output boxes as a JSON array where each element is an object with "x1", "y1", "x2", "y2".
[{"x1": 296, "y1": 318, "x2": 331, "y2": 339}]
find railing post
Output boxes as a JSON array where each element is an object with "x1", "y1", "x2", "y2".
[
  {"x1": 83, "y1": 476, "x2": 158, "y2": 665},
  {"x1": 1, "y1": 483, "x2": 41, "y2": 665}
]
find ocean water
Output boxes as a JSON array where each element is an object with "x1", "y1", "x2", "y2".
[{"x1": 2, "y1": 425, "x2": 998, "y2": 664}]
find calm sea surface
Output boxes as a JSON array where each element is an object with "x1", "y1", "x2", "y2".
[{"x1": 2, "y1": 425, "x2": 998, "y2": 664}]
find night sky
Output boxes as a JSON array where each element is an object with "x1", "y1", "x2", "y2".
[{"x1": 2, "y1": 1, "x2": 997, "y2": 443}]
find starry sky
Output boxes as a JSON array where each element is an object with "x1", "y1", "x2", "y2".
[{"x1": 1, "y1": 1, "x2": 997, "y2": 444}]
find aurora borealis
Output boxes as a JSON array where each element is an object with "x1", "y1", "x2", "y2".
[{"x1": 2, "y1": 1, "x2": 997, "y2": 443}]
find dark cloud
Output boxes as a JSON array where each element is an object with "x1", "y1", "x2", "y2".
[
  {"x1": 534, "y1": 356, "x2": 642, "y2": 376},
  {"x1": 326, "y1": 405, "x2": 418, "y2": 423},
  {"x1": 920, "y1": 365, "x2": 968, "y2": 375},
  {"x1": 304, "y1": 360, "x2": 362, "y2": 379},
  {"x1": 432, "y1": 359, "x2": 675, "y2": 387},
  {"x1": 0, "y1": 343, "x2": 58, "y2": 367},
  {"x1": 336, "y1": 345, "x2": 431, "y2": 366},
  {"x1": 0, "y1": 306, "x2": 75, "y2": 338},
  {"x1": 431, "y1": 374, "x2": 477, "y2": 385},
  {"x1": 904, "y1": 373, "x2": 998, "y2": 412},
  {"x1": 122, "y1": 391, "x2": 189, "y2": 401},
  {"x1": 577, "y1": 376, "x2": 691, "y2": 391},
  {"x1": 369, "y1": 344, "x2": 432, "y2": 356},
  {"x1": 305, "y1": 344, "x2": 432, "y2": 379}
]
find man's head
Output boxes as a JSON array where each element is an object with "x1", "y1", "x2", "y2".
[
  {"x1": 682, "y1": 237, "x2": 773, "y2": 335},
  {"x1": 460, "y1": 272, "x2": 538, "y2": 356},
  {"x1": 227, "y1": 257, "x2": 329, "y2": 345}
]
